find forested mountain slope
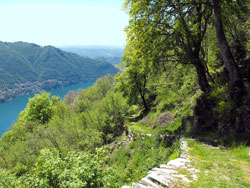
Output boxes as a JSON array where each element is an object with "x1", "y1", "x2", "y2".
[{"x1": 0, "y1": 41, "x2": 118, "y2": 102}]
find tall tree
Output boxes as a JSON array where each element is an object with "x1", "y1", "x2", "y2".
[
  {"x1": 212, "y1": 0, "x2": 246, "y2": 103},
  {"x1": 124, "y1": 0, "x2": 213, "y2": 92},
  {"x1": 116, "y1": 42, "x2": 152, "y2": 112}
]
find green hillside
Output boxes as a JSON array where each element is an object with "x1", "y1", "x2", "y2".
[
  {"x1": 0, "y1": 0, "x2": 250, "y2": 187},
  {"x1": 0, "y1": 41, "x2": 118, "y2": 101}
]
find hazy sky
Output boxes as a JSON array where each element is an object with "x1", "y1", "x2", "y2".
[{"x1": 0, "y1": 0, "x2": 128, "y2": 47}]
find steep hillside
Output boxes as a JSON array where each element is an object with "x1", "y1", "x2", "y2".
[
  {"x1": 1, "y1": 75, "x2": 249, "y2": 187},
  {"x1": 0, "y1": 0, "x2": 250, "y2": 187},
  {"x1": 0, "y1": 41, "x2": 118, "y2": 101}
]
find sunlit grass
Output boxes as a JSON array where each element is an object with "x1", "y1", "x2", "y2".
[
  {"x1": 108, "y1": 136, "x2": 180, "y2": 186},
  {"x1": 187, "y1": 139, "x2": 250, "y2": 188},
  {"x1": 127, "y1": 122, "x2": 155, "y2": 134},
  {"x1": 127, "y1": 117, "x2": 182, "y2": 136}
]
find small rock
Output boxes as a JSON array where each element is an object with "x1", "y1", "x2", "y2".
[
  {"x1": 172, "y1": 174, "x2": 192, "y2": 183},
  {"x1": 188, "y1": 168, "x2": 200, "y2": 173},
  {"x1": 167, "y1": 158, "x2": 190, "y2": 168},
  {"x1": 191, "y1": 174, "x2": 198, "y2": 181}
]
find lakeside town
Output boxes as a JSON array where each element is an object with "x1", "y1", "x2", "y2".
[{"x1": 0, "y1": 80, "x2": 62, "y2": 102}]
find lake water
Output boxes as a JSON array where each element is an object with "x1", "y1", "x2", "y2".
[{"x1": 0, "y1": 82, "x2": 93, "y2": 137}]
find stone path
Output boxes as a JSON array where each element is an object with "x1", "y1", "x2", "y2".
[{"x1": 121, "y1": 137, "x2": 200, "y2": 188}]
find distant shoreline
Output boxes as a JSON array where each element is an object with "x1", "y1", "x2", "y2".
[
  {"x1": 0, "y1": 79, "x2": 94, "y2": 103},
  {"x1": 0, "y1": 81, "x2": 94, "y2": 137}
]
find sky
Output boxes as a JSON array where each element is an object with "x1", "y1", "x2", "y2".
[{"x1": 0, "y1": 0, "x2": 129, "y2": 47}]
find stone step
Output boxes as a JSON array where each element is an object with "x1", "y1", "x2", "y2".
[
  {"x1": 121, "y1": 138, "x2": 201, "y2": 188},
  {"x1": 140, "y1": 177, "x2": 164, "y2": 188},
  {"x1": 147, "y1": 172, "x2": 176, "y2": 187},
  {"x1": 166, "y1": 158, "x2": 191, "y2": 168},
  {"x1": 159, "y1": 164, "x2": 176, "y2": 169},
  {"x1": 151, "y1": 167, "x2": 177, "y2": 175},
  {"x1": 172, "y1": 174, "x2": 192, "y2": 183},
  {"x1": 132, "y1": 183, "x2": 150, "y2": 188}
]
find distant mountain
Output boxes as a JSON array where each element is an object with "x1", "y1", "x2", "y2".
[
  {"x1": 60, "y1": 46, "x2": 124, "y2": 65},
  {"x1": 0, "y1": 41, "x2": 118, "y2": 102}
]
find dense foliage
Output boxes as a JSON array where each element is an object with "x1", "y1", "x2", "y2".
[
  {"x1": 0, "y1": 148, "x2": 116, "y2": 188},
  {"x1": 0, "y1": 0, "x2": 250, "y2": 187},
  {"x1": 0, "y1": 72, "x2": 182, "y2": 186},
  {"x1": 122, "y1": 0, "x2": 250, "y2": 141},
  {"x1": 0, "y1": 76, "x2": 129, "y2": 186}
]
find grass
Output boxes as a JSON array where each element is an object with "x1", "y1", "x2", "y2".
[
  {"x1": 108, "y1": 104, "x2": 184, "y2": 186},
  {"x1": 108, "y1": 135, "x2": 180, "y2": 186},
  {"x1": 187, "y1": 139, "x2": 250, "y2": 188},
  {"x1": 127, "y1": 122, "x2": 156, "y2": 134},
  {"x1": 127, "y1": 116, "x2": 183, "y2": 136},
  {"x1": 127, "y1": 119, "x2": 250, "y2": 188}
]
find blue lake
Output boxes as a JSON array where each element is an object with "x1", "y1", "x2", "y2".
[{"x1": 0, "y1": 82, "x2": 93, "y2": 137}]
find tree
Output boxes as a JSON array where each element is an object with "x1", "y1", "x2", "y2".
[
  {"x1": 75, "y1": 75, "x2": 114, "y2": 113},
  {"x1": 212, "y1": 0, "x2": 246, "y2": 104},
  {"x1": 19, "y1": 92, "x2": 59, "y2": 124},
  {"x1": 93, "y1": 91, "x2": 129, "y2": 143},
  {"x1": 95, "y1": 74, "x2": 114, "y2": 98},
  {"x1": 116, "y1": 41, "x2": 153, "y2": 112},
  {"x1": 124, "y1": 0, "x2": 213, "y2": 92},
  {"x1": 64, "y1": 90, "x2": 77, "y2": 105}
]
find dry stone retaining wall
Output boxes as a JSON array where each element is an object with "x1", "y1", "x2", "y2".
[{"x1": 121, "y1": 137, "x2": 200, "y2": 188}]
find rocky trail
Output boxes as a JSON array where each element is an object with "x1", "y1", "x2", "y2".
[{"x1": 121, "y1": 137, "x2": 200, "y2": 188}]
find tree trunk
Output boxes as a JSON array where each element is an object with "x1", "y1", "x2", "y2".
[
  {"x1": 140, "y1": 91, "x2": 148, "y2": 112},
  {"x1": 193, "y1": 59, "x2": 211, "y2": 93},
  {"x1": 213, "y1": 0, "x2": 245, "y2": 103}
]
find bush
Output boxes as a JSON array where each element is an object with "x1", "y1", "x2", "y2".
[{"x1": 0, "y1": 148, "x2": 117, "y2": 188}]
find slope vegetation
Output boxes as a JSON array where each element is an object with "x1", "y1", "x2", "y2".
[{"x1": 0, "y1": 41, "x2": 118, "y2": 101}]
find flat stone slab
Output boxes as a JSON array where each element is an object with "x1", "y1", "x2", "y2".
[
  {"x1": 159, "y1": 164, "x2": 176, "y2": 169},
  {"x1": 147, "y1": 172, "x2": 177, "y2": 186},
  {"x1": 140, "y1": 177, "x2": 164, "y2": 188},
  {"x1": 132, "y1": 183, "x2": 150, "y2": 188},
  {"x1": 167, "y1": 158, "x2": 191, "y2": 168},
  {"x1": 172, "y1": 174, "x2": 192, "y2": 183},
  {"x1": 151, "y1": 168, "x2": 177, "y2": 175}
]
